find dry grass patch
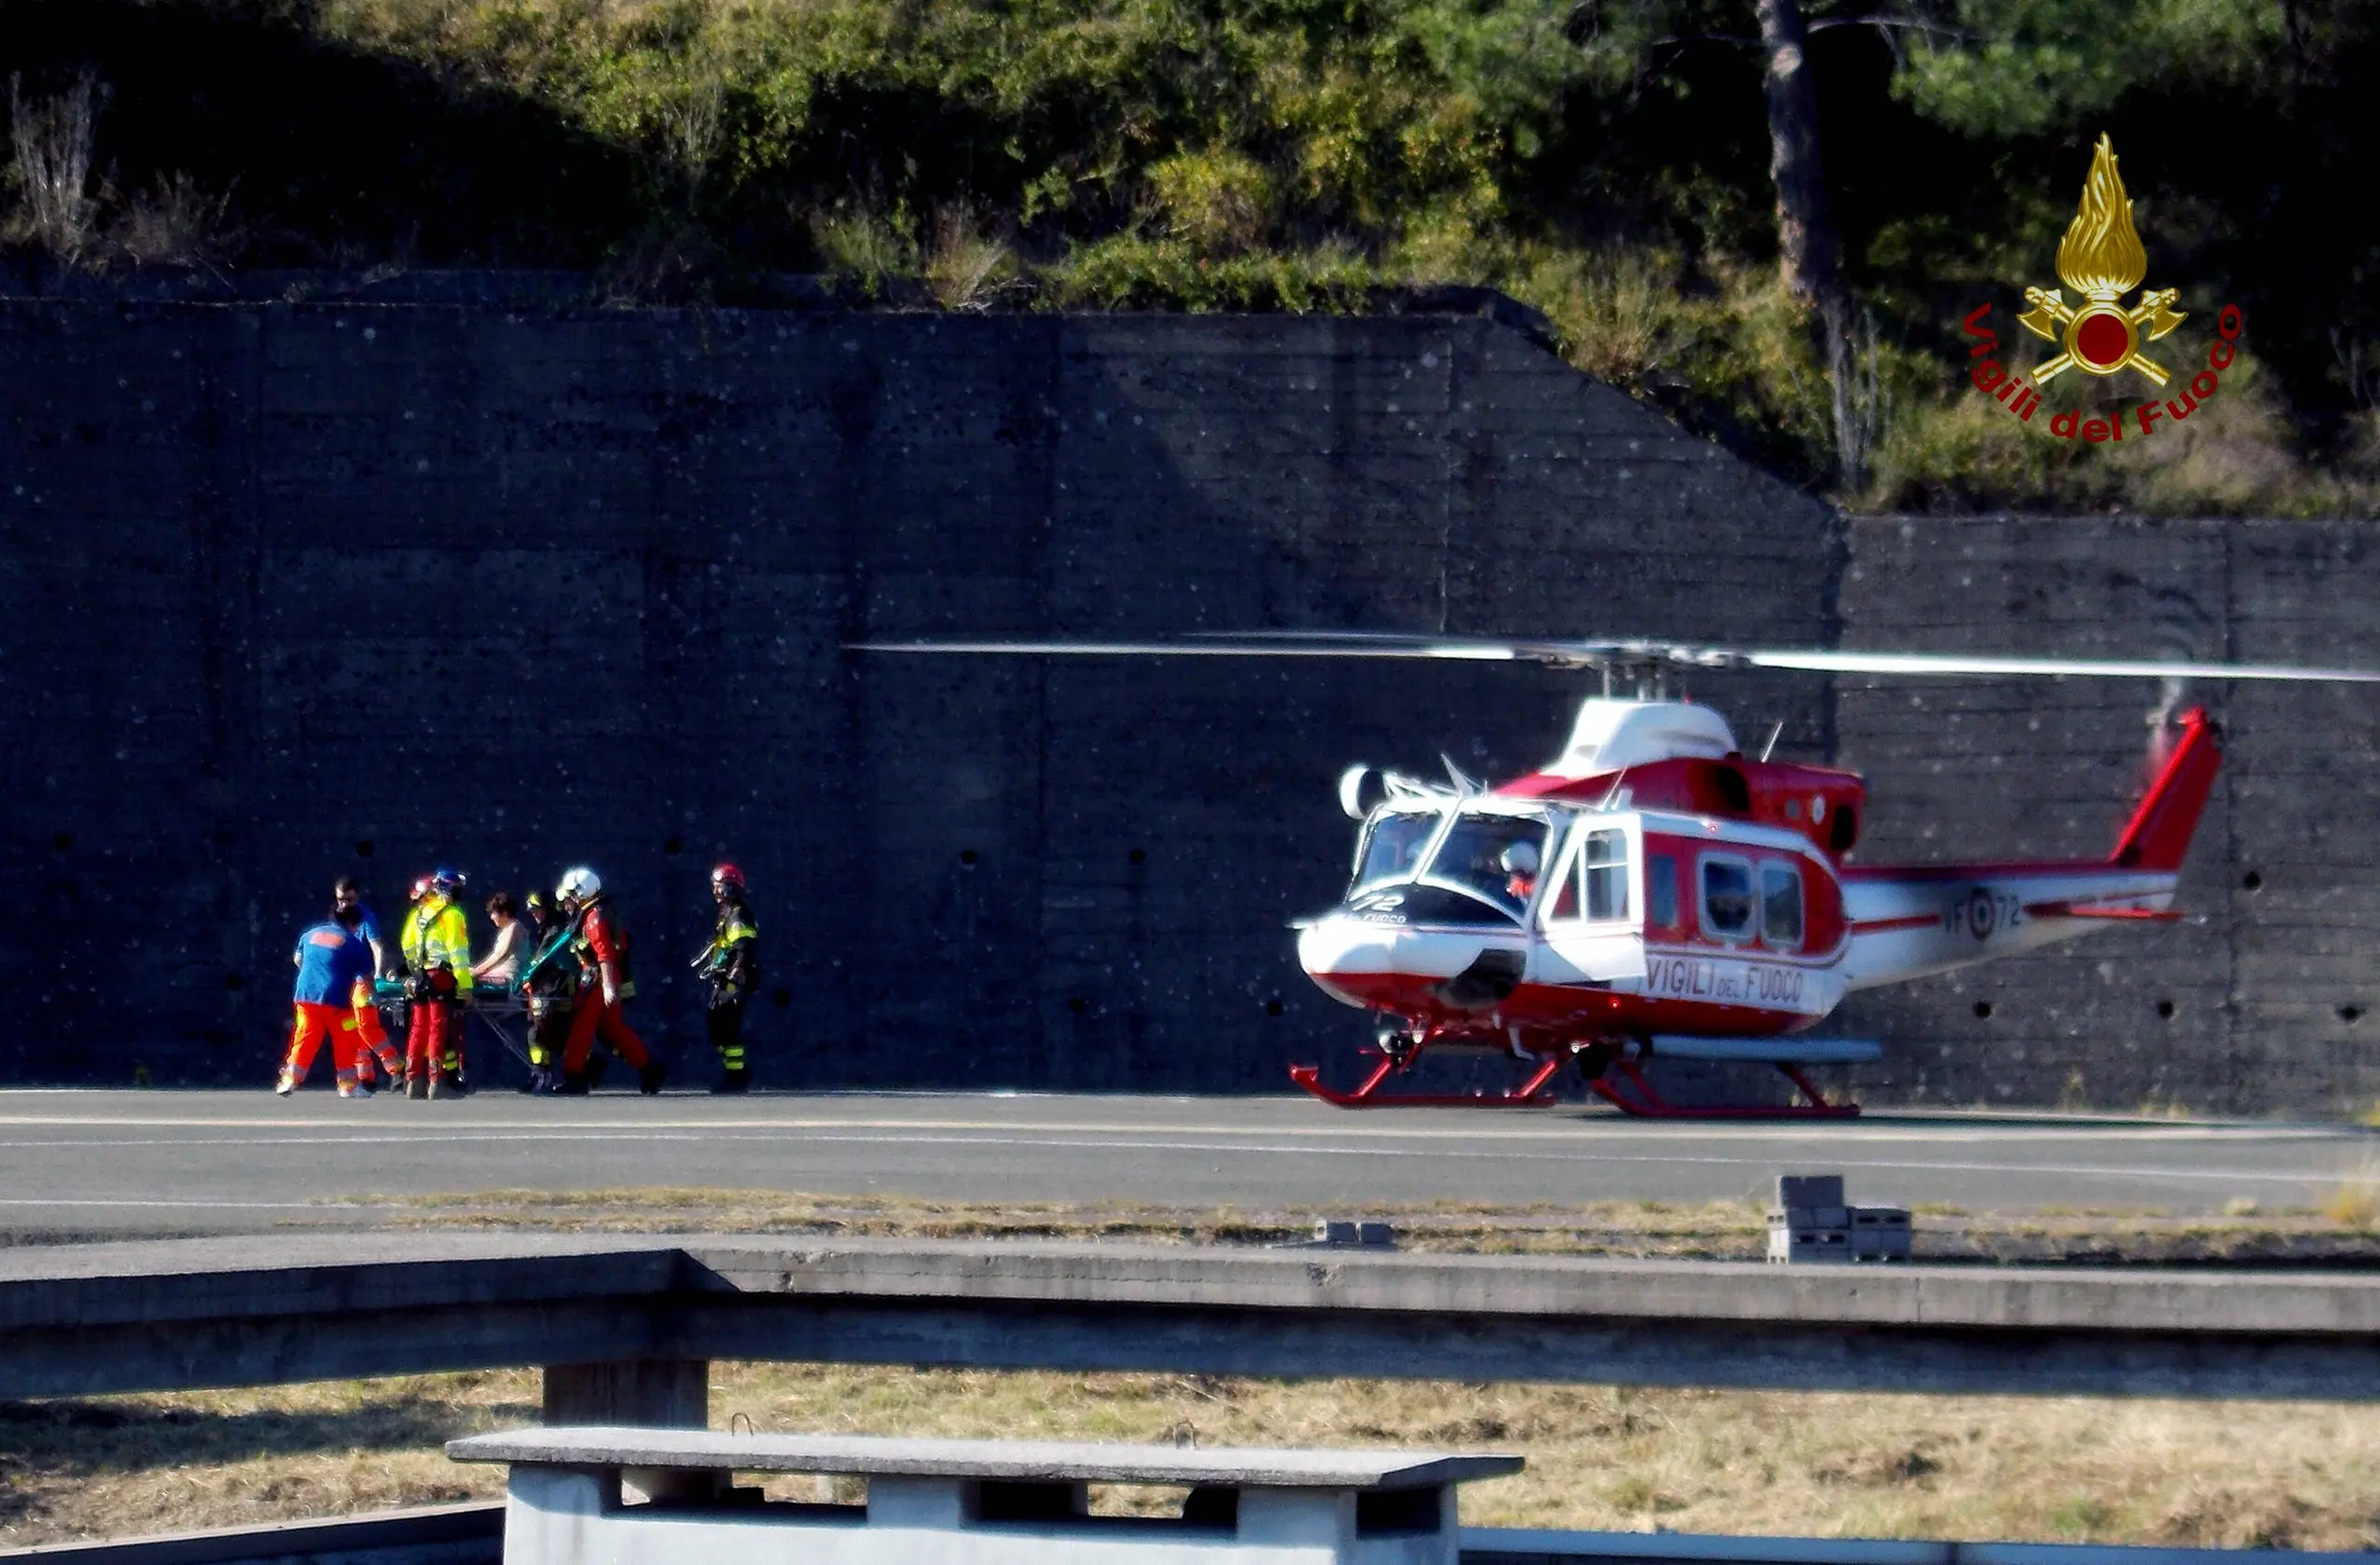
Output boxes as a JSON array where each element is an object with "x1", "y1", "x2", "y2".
[
  {"x1": 0, "y1": 1372, "x2": 527, "y2": 1546},
  {"x1": 355, "y1": 1187, "x2": 2380, "y2": 1266},
  {"x1": 7, "y1": 1368, "x2": 2380, "y2": 1550}
]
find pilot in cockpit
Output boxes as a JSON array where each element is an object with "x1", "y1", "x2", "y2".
[{"x1": 1499, "y1": 841, "x2": 1540, "y2": 904}]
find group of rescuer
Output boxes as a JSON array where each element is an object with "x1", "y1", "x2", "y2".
[{"x1": 278, "y1": 863, "x2": 760, "y2": 1099}]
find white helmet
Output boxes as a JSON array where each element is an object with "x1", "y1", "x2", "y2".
[
  {"x1": 557, "y1": 866, "x2": 602, "y2": 903},
  {"x1": 1498, "y1": 841, "x2": 1540, "y2": 875}
]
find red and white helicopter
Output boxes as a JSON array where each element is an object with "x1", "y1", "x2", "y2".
[{"x1": 866, "y1": 632, "x2": 2380, "y2": 1118}]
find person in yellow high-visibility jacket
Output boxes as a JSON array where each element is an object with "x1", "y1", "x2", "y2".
[{"x1": 400, "y1": 867, "x2": 475, "y2": 1098}]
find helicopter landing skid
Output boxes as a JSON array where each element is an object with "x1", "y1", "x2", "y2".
[
  {"x1": 1287, "y1": 1050, "x2": 1567, "y2": 1108},
  {"x1": 1289, "y1": 1050, "x2": 1861, "y2": 1117},
  {"x1": 1587, "y1": 1058, "x2": 1861, "y2": 1119}
]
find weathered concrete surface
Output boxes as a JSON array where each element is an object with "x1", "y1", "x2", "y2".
[
  {"x1": 542, "y1": 1359, "x2": 709, "y2": 1429},
  {"x1": 0, "y1": 1505, "x2": 504, "y2": 1565},
  {"x1": 7, "y1": 1233, "x2": 2380, "y2": 1400},
  {"x1": 0, "y1": 296, "x2": 1829, "y2": 1096},
  {"x1": 0, "y1": 1505, "x2": 2314, "y2": 1565},
  {"x1": 449, "y1": 1426, "x2": 1522, "y2": 1488}
]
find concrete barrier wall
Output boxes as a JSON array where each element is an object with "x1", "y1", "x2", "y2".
[
  {"x1": 0, "y1": 296, "x2": 1829, "y2": 1093},
  {"x1": 0, "y1": 1505, "x2": 2351, "y2": 1565},
  {"x1": 3, "y1": 291, "x2": 2374, "y2": 1109}
]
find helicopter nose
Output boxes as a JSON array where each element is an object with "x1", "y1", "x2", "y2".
[
  {"x1": 1297, "y1": 914, "x2": 1403, "y2": 1008},
  {"x1": 1299, "y1": 909, "x2": 1526, "y2": 1012}
]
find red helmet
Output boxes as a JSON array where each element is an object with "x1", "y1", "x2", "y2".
[{"x1": 711, "y1": 862, "x2": 746, "y2": 891}]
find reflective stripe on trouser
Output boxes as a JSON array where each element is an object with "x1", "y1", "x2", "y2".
[
  {"x1": 346, "y1": 979, "x2": 403, "y2": 1081},
  {"x1": 527, "y1": 999, "x2": 570, "y2": 1068},
  {"x1": 706, "y1": 998, "x2": 747, "y2": 1069},
  {"x1": 562, "y1": 992, "x2": 650, "y2": 1073},
  {"x1": 286, "y1": 1001, "x2": 360, "y2": 1089},
  {"x1": 405, "y1": 997, "x2": 461, "y2": 1081}
]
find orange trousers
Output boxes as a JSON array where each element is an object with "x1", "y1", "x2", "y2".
[
  {"x1": 343, "y1": 980, "x2": 403, "y2": 1084},
  {"x1": 285, "y1": 1001, "x2": 362, "y2": 1091},
  {"x1": 562, "y1": 992, "x2": 651, "y2": 1074},
  {"x1": 406, "y1": 996, "x2": 462, "y2": 1082}
]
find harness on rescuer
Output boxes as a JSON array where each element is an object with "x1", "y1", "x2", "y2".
[
  {"x1": 694, "y1": 862, "x2": 760, "y2": 1094},
  {"x1": 399, "y1": 874, "x2": 473, "y2": 1099},
  {"x1": 514, "y1": 890, "x2": 578, "y2": 1094}
]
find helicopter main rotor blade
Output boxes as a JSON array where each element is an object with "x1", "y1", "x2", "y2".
[
  {"x1": 1739, "y1": 648, "x2": 2380, "y2": 683},
  {"x1": 852, "y1": 631, "x2": 2380, "y2": 683},
  {"x1": 853, "y1": 637, "x2": 1520, "y2": 660}
]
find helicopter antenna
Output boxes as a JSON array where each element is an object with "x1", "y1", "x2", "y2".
[
  {"x1": 1595, "y1": 766, "x2": 1632, "y2": 813},
  {"x1": 1439, "y1": 753, "x2": 1482, "y2": 796},
  {"x1": 1761, "y1": 721, "x2": 1784, "y2": 762}
]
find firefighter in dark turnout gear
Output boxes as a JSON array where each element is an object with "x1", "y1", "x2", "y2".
[
  {"x1": 694, "y1": 863, "x2": 760, "y2": 1094},
  {"x1": 515, "y1": 891, "x2": 575, "y2": 1094}
]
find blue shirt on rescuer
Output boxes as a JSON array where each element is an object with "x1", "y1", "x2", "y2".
[{"x1": 293, "y1": 922, "x2": 375, "y2": 1005}]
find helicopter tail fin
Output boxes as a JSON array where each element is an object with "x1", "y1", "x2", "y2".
[{"x1": 2109, "y1": 707, "x2": 2223, "y2": 872}]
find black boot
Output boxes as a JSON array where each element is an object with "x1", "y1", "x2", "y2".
[
  {"x1": 558, "y1": 1071, "x2": 591, "y2": 1096},
  {"x1": 709, "y1": 1068, "x2": 749, "y2": 1095},
  {"x1": 638, "y1": 1060, "x2": 668, "y2": 1095}
]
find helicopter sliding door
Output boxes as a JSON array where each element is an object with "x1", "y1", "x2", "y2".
[{"x1": 1530, "y1": 816, "x2": 1648, "y2": 986}]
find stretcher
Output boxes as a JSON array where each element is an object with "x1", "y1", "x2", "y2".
[{"x1": 371, "y1": 976, "x2": 535, "y2": 1085}]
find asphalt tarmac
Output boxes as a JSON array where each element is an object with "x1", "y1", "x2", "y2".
[{"x1": 0, "y1": 1088, "x2": 2372, "y2": 1239}]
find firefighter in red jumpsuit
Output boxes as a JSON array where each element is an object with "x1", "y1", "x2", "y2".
[{"x1": 554, "y1": 866, "x2": 668, "y2": 1095}]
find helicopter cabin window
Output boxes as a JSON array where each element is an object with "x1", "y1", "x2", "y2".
[
  {"x1": 1544, "y1": 829, "x2": 1630, "y2": 923},
  {"x1": 1647, "y1": 855, "x2": 1679, "y2": 929},
  {"x1": 1583, "y1": 830, "x2": 1628, "y2": 920},
  {"x1": 1352, "y1": 811, "x2": 1437, "y2": 892},
  {"x1": 1761, "y1": 862, "x2": 1804, "y2": 949},
  {"x1": 1422, "y1": 811, "x2": 1551, "y2": 922},
  {"x1": 1699, "y1": 855, "x2": 1755, "y2": 942}
]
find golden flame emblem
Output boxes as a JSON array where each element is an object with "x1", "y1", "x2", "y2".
[{"x1": 2017, "y1": 136, "x2": 2186, "y2": 385}]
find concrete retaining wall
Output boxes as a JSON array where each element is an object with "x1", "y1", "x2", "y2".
[
  {"x1": 3, "y1": 290, "x2": 2375, "y2": 1110},
  {"x1": 0, "y1": 1505, "x2": 2347, "y2": 1565}
]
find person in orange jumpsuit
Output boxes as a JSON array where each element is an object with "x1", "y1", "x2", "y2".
[
  {"x1": 328, "y1": 877, "x2": 404, "y2": 1089},
  {"x1": 279, "y1": 905, "x2": 378, "y2": 1096},
  {"x1": 555, "y1": 867, "x2": 667, "y2": 1095},
  {"x1": 342, "y1": 975, "x2": 404, "y2": 1089}
]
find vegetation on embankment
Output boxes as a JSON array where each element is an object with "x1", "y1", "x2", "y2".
[{"x1": 5, "y1": 0, "x2": 2380, "y2": 514}]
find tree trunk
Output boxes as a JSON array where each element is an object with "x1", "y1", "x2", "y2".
[{"x1": 1755, "y1": 0, "x2": 1864, "y2": 486}]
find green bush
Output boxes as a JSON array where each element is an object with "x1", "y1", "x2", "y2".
[{"x1": 4, "y1": 0, "x2": 2376, "y2": 514}]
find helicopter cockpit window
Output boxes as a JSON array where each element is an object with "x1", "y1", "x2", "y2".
[
  {"x1": 1762, "y1": 862, "x2": 1805, "y2": 948},
  {"x1": 1700, "y1": 855, "x2": 1755, "y2": 941},
  {"x1": 1422, "y1": 811, "x2": 1551, "y2": 922},
  {"x1": 1351, "y1": 810, "x2": 1438, "y2": 892}
]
